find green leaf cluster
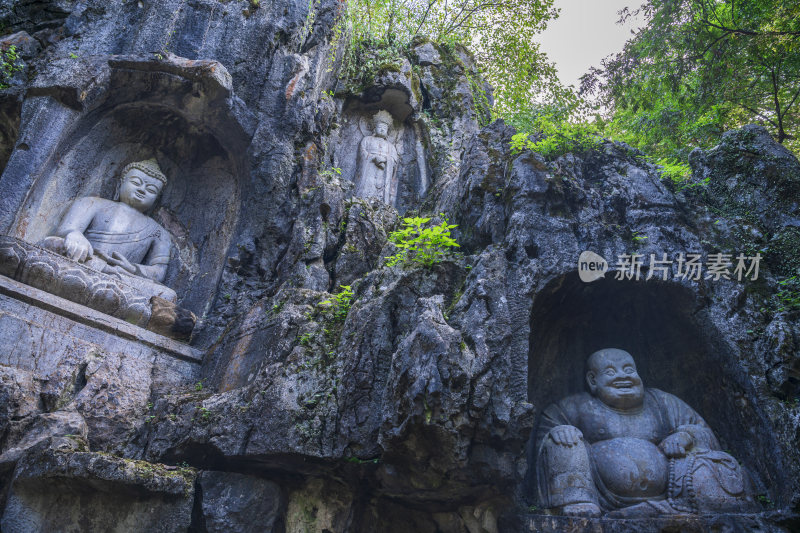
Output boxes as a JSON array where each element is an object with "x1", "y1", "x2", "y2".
[
  {"x1": 651, "y1": 157, "x2": 700, "y2": 191},
  {"x1": 386, "y1": 216, "x2": 459, "y2": 268},
  {"x1": 584, "y1": 0, "x2": 800, "y2": 159},
  {"x1": 319, "y1": 284, "x2": 354, "y2": 321},
  {"x1": 0, "y1": 45, "x2": 22, "y2": 90},
  {"x1": 775, "y1": 276, "x2": 800, "y2": 312},
  {"x1": 511, "y1": 112, "x2": 601, "y2": 159},
  {"x1": 325, "y1": 0, "x2": 563, "y2": 123}
]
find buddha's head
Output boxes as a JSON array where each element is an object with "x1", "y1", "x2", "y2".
[
  {"x1": 119, "y1": 159, "x2": 167, "y2": 212},
  {"x1": 372, "y1": 110, "x2": 393, "y2": 139},
  {"x1": 586, "y1": 348, "x2": 644, "y2": 410}
]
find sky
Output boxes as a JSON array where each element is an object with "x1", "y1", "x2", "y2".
[{"x1": 535, "y1": 0, "x2": 644, "y2": 89}]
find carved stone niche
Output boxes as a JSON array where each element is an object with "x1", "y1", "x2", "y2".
[
  {"x1": 523, "y1": 274, "x2": 792, "y2": 524},
  {"x1": 333, "y1": 72, "x2": 429, "y2": 213},
  {"x1": 0, "y1": 54, "x2": 254, "y2": 342}
]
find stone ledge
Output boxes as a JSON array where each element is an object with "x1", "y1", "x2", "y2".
[
  {"x1": 13, "y1": 447, "x2": 196, "y2": 497},
  {"x1": 2, "y1": 445, "x2": 196, "y2": 533},
  {"x1": 0, "y1": 274, "x2": 201, "y2": 364},
  {"x1": 501, "y1": 511, "x2": 792, "y2": 533}
]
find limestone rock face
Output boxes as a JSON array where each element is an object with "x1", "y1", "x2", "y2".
[
  {"x1": 198, "y1": 471, "x2": 284, "y2": 533},
  {"x1": 2, "y1": 440, "x2": 196, "y2": 533},
  {"x1": 0, "y1": 1, "x2": 799, "y2": 532}
]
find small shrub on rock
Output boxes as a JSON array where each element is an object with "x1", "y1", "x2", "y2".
[{"x1": 386, "y1": 216, "x2": 460, "y2": 268}]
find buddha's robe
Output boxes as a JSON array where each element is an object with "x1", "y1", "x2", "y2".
[
  {"x1": 43, "y1": 196, "x2": 174, "y2": 301},
  {"x1": 355, "y1": 135, "x2": 399, "y2": 205}
]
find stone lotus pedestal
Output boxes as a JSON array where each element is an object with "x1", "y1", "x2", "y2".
[{"x1": 0, "y1": 235, "x2": 195, "y2": 341}]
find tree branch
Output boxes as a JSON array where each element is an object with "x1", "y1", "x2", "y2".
[
  {"x1": 741, "y1": 104, "x2": 778, "y2": 128},
  {"x1": 413, "y1": 0, "x2": 437, "y2": 39}
]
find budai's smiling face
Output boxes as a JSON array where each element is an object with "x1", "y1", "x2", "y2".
[
  {"x1": 586, "y1": 349, "x2": 644, "y2": 410},
  {"x1": 119, "y1": 168, "x2": 163, "y2": 212}
]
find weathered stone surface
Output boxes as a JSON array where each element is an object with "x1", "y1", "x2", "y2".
[
  {"x1": 0, "y1": 31, "x2": 39, "y2": 59},
  {"x1": 149, "y1": 296, "x2": 197, "y2": 341},
  {"x1": 285, "y1": 478, "x2": 353, "y2": 533},
  {"x1": 198, "y1": 471, "x2": 284, "y2": 533},
  {"x1": 2, "y1": 443, "x2": 195, "y2": 533},
  {"x1": 0, "y1": 274, "x2": 200, "y2": 457},
  {"x1": 413, "y1": 41, "x2": 442, "y2": 66},
  {"x1": 501, "y1": 511, "x2": 790, "y2": 533},
  {"x1": 690, "y1": 124, "x2": 800, "y2": 232},
  {"x1": 689, "y1": 124, "x2": 800, "y2": 287},
  {"x1": 1, "y1": 0, "x2": 799, "y2": 530},
  {"x1": 0, "y1": 410, "x2": 87, "y2": 466},
  {"x1": 334, "y1": 197, "x2": 399, "y2": 286}
]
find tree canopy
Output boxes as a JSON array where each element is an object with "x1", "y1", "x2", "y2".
[
  {"x1": 583, "y1": 0, "x2": 800, "y2": 158},
  {"x1": 337, "y1": 0, "x2": 569, "y2": 125},
  {"x1": 335, "y1": 0, "x2": 800, "y2": 162}
]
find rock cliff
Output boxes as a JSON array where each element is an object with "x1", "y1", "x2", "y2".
[{"x1": 0, "y1": 1, "x2": 798, "y2": 531}]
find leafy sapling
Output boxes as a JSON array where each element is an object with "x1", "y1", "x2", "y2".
[{"x1": 385, "y1": 215, "x2": 460, "y2": 268}]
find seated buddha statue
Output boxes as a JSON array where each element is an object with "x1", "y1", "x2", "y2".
[
  {"x1": 535, "y1": 348, "x2": 757, "y2": 517},
  {"x1": 41, "y1": 158, "x2": 176, "y2": 302}
]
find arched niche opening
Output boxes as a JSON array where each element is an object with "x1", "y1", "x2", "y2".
[
  {"x1": 11, "y1": 104, "x2": 242, "y2": 323},
  {"x1": 333, "y1": 89, "x2": 429, "y2": 213},
  {"x1": 4, "y1": 56, "x2": 254, "y2": 329},
  {"x1": 525, "y1": 273, "x2": 791, "y2": 506}
]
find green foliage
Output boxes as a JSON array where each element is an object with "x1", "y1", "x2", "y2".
[
  {"x1": 346, "y1": 456, "x2": 380, "y2": 464},
  {"x1": 775, "y1": 276, "x2": 800, "y2": 312},
  {"x1": 584, "y1": 0, "x2": 800, "y2": 159},
  {"x1": 0, "y1": 45, "x2": 22, "y2": 89},
  {"x1": 336, "y1": 35, "x2": 409, "y2": 93},
  {"x1": 194, "y1": 380, "x2": 204, "y2": 392},
  {"x1": 510, "y1": 111, "x2": 601, "y2": 159},
  {"x1": 329, "y1": 0, "x2": 561, "y2": 122},
  {"x1": 653, "y1": 158, "x2": 691, "y2": 183},
  {"x1": 299, "y1": 331, "x2": 314, "y2": 346},
  {"x1": 650, "y1": 157, "x2": 706, "y2": 191},
  {"x1": 386, "y1": 215, "x2": 459, "y2": 268},
  {"x1": 319, "y1": 166, "x2": 342, "y2": 181},
  {"x1": 299, "y1": 0, "x2": 318, "y2": 51},
  {"x1": 757, "y1": 493, "x2": 775, "y2": 507},
  {"x1": 269, "y1": 300, "x2": 285, "y2": 315},
  {"x1": 319, "y1": 285, "x2": 354, "y2": 321}
]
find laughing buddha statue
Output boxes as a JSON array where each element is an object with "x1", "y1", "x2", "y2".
[{"x1": 535, "y1": 348, "x2": 757, "y2": 517}]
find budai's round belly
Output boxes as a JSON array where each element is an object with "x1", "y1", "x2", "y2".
[{"x1": 590, "y1": 438, "x2": 668, "y2": 498}]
